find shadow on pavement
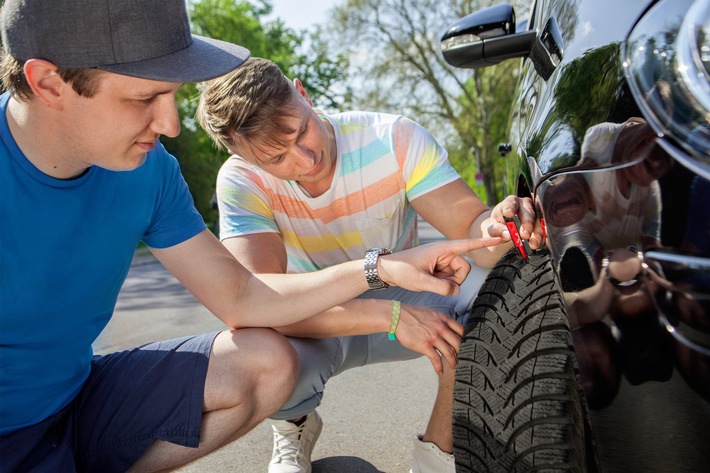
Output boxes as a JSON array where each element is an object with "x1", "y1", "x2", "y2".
[{"x1": 313, "y1": 456, "x2": 386, "y2": 472}]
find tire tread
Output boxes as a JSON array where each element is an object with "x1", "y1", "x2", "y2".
[{"x1": 453, "y1": 248, "x2": 588, "y2": 472}]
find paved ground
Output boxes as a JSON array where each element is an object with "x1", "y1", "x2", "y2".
[
  {"x1": 94, "y1": 220, "x2": 455, "y2": 472},
  {"x1": 95, "y1": 257, "x2": 440, "y2": 472}
]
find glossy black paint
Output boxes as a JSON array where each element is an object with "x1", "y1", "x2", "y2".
[{"x1": 442, "y1": 0, "x2": 710, "y2": 471}]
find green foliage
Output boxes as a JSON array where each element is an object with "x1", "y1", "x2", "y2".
[
  {"x1": 554, "y1": 43, "x2": 623, "y2": 138},
  {"x1": 326, "y1": 0, "x2": 528, "y2": 205},
  {"x1": 515, "y1": 43, "x2": 624, "y2": 178},
  {"x1": 447, "y1": 61, "x2": 519, "y2": 203}
]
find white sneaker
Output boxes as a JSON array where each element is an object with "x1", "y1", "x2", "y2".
[
  {"x1": 410, "y1": 435, "x2": 455, "y2": 473},
  {"x1": 268, "y1": 411, "x2": 323, "y2": 473}
]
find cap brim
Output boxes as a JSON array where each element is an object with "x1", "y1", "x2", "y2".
[{"x1": 98, "y1": 35, "x2": 250, "y2": 83}]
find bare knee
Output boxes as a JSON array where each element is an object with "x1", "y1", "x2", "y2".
[
  {"x1": 240, "y1": 328, "x2": 299, "y2": 408},
  {"x1": 205, "y1": 329, "x2": 298, "y2": 413}
]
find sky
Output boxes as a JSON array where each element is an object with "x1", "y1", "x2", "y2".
[{"x1": 267, "y1": 0, "x2": 341, "y2": 31}]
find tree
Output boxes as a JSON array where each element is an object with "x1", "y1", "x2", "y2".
[
  {"x1": 163, "y1": 0, "x2": 348, "y2": 227},
  {"x1": 327, "y1": 0, "x2": 529, "y2": 205}
]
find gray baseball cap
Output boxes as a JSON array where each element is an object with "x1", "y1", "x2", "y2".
[{"x1": 0, "y1": 0, "x2": 250, "y2": 83}]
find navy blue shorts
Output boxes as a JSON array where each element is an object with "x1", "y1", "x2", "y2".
[{"x1": 0, "y1": 332, "x2": 219, "y2": 473}]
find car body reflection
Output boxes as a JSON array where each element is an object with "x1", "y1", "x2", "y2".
[{"x1": 441, "y1": 0, "x2": 710, "y2": 470}]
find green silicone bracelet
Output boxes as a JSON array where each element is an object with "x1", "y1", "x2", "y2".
[{"x1": 388, "y1": 300, "x2": 401, "y2": 341}]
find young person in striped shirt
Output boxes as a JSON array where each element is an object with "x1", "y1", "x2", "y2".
[{"x1": 197, "y1": 57, "x2": 543, "y2": 473}]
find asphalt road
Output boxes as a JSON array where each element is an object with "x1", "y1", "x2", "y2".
[{"x1": 93, "y1": 222, "x2": 452, "y2": 473}]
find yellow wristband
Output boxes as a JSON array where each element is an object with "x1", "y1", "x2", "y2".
[{"x1": 388, "y1": 300, "x2": 401, "y2": 341}]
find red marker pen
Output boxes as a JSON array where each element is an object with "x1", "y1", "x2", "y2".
[{"x1": 504, "y1": 215, "x2": 531, "y2": 262}]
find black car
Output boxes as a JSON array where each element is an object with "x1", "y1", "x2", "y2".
[{"x1": 441, "y1": 1, "x2": 709, "y2": 471}]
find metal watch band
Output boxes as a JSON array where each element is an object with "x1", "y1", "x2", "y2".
[
  {"x1": 364, "y1": 248, "x2": 392, "y2": 290},
  {"x1": 601, "y1": 247, "x2": 645, "y2": 287}
]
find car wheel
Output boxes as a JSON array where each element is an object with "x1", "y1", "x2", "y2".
[{"x1": 453, "y1": 247, "x2": 594, "y2": 472}]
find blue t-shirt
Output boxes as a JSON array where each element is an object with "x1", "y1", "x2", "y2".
[{"x1": 0, "y1": 92, "x2": 206, "y2": 435}]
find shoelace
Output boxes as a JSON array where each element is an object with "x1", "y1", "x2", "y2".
[{"x1": 273, "y1": 423, "x2": 306, "y2": 459}]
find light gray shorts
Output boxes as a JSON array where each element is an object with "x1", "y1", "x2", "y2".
[{"x1": 272, "y1": 263, "x2": 489, "y2": 420}]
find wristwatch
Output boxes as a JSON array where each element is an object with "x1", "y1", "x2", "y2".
[
  {"x1": 364, "y1": 248, "x2": 392, "y2": 290},
  {"x1": 600, "y1": 247, "x2": 645, "y2": 287}
]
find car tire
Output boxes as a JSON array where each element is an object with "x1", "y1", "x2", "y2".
[{"x1": 453, "y1": 247, "x2": 594, "y2": 472}]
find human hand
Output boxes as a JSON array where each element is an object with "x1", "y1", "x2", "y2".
[
  {"x1": 378, "y1": 238, "x2": 502, "y2": 296},
  {"x1": 486, "y1": 195, "x2": 545, "y2": 249},
  {"x1": 394, "y1": 304, "x2": 464, "y2": 375}
]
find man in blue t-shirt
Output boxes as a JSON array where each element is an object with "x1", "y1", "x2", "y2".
[{"x1": 0, "y1": 1, "x2": 504, "y2": 471}]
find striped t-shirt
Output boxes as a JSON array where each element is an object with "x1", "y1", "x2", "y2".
[{"x1": 216, "y1": 111, "x2": 460, "y2": 273}]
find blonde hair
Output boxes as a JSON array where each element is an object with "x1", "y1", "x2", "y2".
[{"x1": 196, "y1": 57, "x2": 301, "y2": 153}]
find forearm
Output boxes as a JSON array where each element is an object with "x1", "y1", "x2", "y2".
[
  {"x1": 157, "y1": 235, "x2": 372, "y2": 329},
  {"x1": 220, "y1": 259, "x2": 371, "y2": 328},
  {"x1": 564, "y1": 278, "x2": 614, "y2": 328},
  {"x1": 273, "y1": 299, "x2": 391, "y2": 338},
  {"x1": 220, "y1": 239, "x2": 497, "y2": 328},
  {"x1": 160, "y1": 231, "x2": 500, "y2": 330}
]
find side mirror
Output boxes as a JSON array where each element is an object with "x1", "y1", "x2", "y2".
[
  {"x1": 441, "y1": 4, "x2": 535, "y2": 69},
  {"x1": 441, "y1": 3, "x2": 563, "y2": 80}
]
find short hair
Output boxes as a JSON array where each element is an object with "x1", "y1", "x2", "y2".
[
  {"x1": 1, "y1": 51, "x2": 104, "y2": 102},
  {"x1": 196, "y1": 57, "x2": 300, "y2": 153}
]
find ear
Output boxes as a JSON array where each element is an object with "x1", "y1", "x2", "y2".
[
  {"x1": 23, "y1": 59, "x2": 67, "y2": 110},
  {"x1": 292, "y1": 78, "x2": 313, "y2": 107}
]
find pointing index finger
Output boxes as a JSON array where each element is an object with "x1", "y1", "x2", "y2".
[{"x1": 447, "y1": 237, "x2": 503, "y2": 254}]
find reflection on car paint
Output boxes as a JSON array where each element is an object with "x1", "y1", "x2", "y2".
[{"x1": 441, "y1": 0, "x2": 710, "y2": 470}]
